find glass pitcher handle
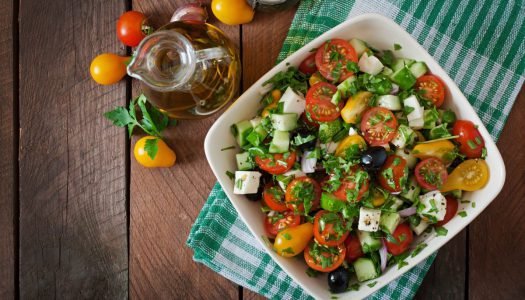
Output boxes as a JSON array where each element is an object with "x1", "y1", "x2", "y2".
[{"x1": 194, "y1": 47, "x2": 230, "y2": 63}]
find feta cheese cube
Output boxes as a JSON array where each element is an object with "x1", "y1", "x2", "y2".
[
  {"x1": 417, "y1": 191, "x2": 447, "y2": 223},
  {"x1": 411, "y1": 219, "x2": 430, "y2": 236},
  {"x1": 358, "y1": 207, "x2": 382, "y2": 232},
  {"x1": 404, "y1": 95, "x2": 423, "y2": 121},
  {"x1": 279, "y1": 87, "x2": 306, "y2": 116},
  {"x1": 234, "y1": 171, "x2": 262, "y2": 194}
]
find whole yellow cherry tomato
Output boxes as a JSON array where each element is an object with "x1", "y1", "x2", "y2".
[
  {"x1": 211, "y1": 0, "x2": 254, "y2": 25},
  {"x1": 440, "y1": 159, "x2": 489, "y2": 192},
  {"x1": 335, "y1": 134, "x2": 367, "y2": 158},
  {"x1": 274, "y1": 222, "x2": 313, "y2": 257},
  {"x1": 134, "y1": 136, "x2": 176, "y2": 168},
  {"x1": 341, "y1": 91, "x2": 372, "y2": 124},
  {"x1": 90, "y1": 53, "x2": 129, "y2": 85},
  {"x1": 412, "y1": 140, "x2": 456, "y2": 163}
]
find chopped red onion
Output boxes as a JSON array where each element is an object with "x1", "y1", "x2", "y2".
[
  {"x1": 379, "y1": 240, "x2": 388, "y2": 272},
  {"x1": 398, "y1": 206, "x2": 417, "y2": 217},
  {"x1": 171, "y1": 3, "x2": 208, "y2": 23},
  {"x1": 390, "y1": 83, "x2": 400, "y2": 95},
  {"x1": 301, "y1": 151, "x2": 317, "y2": 173}
]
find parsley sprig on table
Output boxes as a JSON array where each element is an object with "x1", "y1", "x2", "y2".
[{"x1": 104, "y1": 94, "x2": 177, "y2": 159}]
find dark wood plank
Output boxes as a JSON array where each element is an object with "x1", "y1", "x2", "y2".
[
  {"x1": 468, "y1": 85, "x2": 525, "y2": 299},
  {"x1": 18, "y1": 0, "x2": 128, "y2": 298},
  {"x1": 0, "y1": 0, "x2": 15, "y2": 298},
  {"x1": 241, "y1": 7, "x2": 297, "y2": 300},
  {"x1": 129, "y1": 1, "x2": 240, "y2": 298}
]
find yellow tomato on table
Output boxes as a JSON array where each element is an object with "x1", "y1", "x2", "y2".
[
  {"x1": 211, "y1": 0, "x2": 254, "y2": 25},
  {"x1": 90, "y1": 53, "x2": 129, "y2": 85},
  {"x1": 134, "y1": 136, "x2": 176, "y2": 168}
]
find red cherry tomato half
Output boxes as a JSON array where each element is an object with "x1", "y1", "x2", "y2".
[
  {"x1": 332, "y1": 167, "x2": 370, "y2": 202},
  {"x1": 377, "y1": 155, "x2": 408, "y2": 193},
  {"x1": 315, "y1": 39, "x2": 358, "y2": 82},
  {"x1": 385, "y1": 223, "x2": 414, "y2": 256},
  {"x1": 415, "y1": 158, "x2": 448, "y2": 190},
  {"x1": 264, "y1": 211, "x2": 301, "y2": 238},
  {"x1": 436, "y1": 196, "x2": 459, "y2": 226},
  {"x1": 415, "y1": 75, "x2": 446, "y2": 107},
  {"x1": 255, "y1": 152, "x2": 296, "y2": 175},
  {"x1": 361, "y1": 107, "x2": 398, "y2": 146},
  {"x1": 117, "y1": 11, "x2": 148, "y2": 47},
  {"x1": 344, "y1": 233, "x2": 364, "y2": 263},
  {"x1": 452, "y1": 120, "x2": 485, "y2": 158},
  {"x1": 313, "y1": 211, "x2": 349, "y2": 247},
  {"x1": 262, "y1": 183, "x2": 287, "y2": 212},
  {"x1": 299, "y1": 53, "x2": 318, "y2": 75},
  {"x1": 285, "y1": 177, "x2": 321, "y2": 213},
  {"x1": 305, "y1": 82, "x2": 343, "y2": 122},
  {"x1": 304, "y1": 241, "x2": 346, "y2": 272}
]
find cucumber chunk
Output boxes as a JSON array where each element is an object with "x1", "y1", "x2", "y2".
[
  {"x1": 392, "y1": 58, "x2": 415, "y2": 71},
  {"x1": 409, "y1": 61, "x2": 428, "y2": 78},
  {"x1": 271, "y1": 113, "x2": 298, "y2": 131},
  {"x1": 380, "y1": 212, "x2": 401, "y2": 234},
  {"x1": 353, "y1": 258, "x2": 380, "y2": 282},
  {"x1": 391, "y1": 66, "x2": 417, "y2": 90},
  {"x1": 357, "y1": 230, "x2": 382, "y2": 253},
  {"x1": 246, "y1": 125, "x2": 269, "y2": 146},
  {"x1": 320, "y1": 192, "x2": 345, "y2": 212},
  {"x1": 400, "y1": 176, "x2": 421, "y2": 202},
  {"x1": 232, "y1": 120, "x2": 253, "y2": 147},
  {"x1": 377, "y1": 95, "x2": 401, "y2": 111},
  {"x1": 349, "y1": 38, "x2": 368, "y2": 57},
  {"x1": 269, "y1": 130, "x2": 290, "y2": 153},
  {"x1": 236, "y1": 152, "x2": 254, "y2": 171}
]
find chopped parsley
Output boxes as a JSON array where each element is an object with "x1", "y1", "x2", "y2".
[
  {"x1": 458, "y1": 211, "x2": 468, "y2": 218},
  {"x1": 467, "y1": 139, "x2": 478, "y2": 149},
  {"x1": 435, "y1": 226, "x2": 448, "y2": 236},
  {"x1": 225, "y1": 171, "x2": 235, "y2": 180},
  {"x1": 367, "y1": 281, "x2": 378, "y2": 288},
  {"x1": 281, "y1": 247, "x2": 295, "y2": 255},
  {"x1": 306, "y1": 267, "x2": 320, "y2": 277},
  {"x1": 282, "y1": 232, "x2": 292, "y2": 240},
  {"x1": 411, "y1": 243, "x2": 428, "y2": 258},
  {"x1": 394, "y1": 43, "x2": 402, "y2": 50}
]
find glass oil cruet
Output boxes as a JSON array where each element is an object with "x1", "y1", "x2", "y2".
[{"x1": 127, "y1": 4, "x2": 240, "y2": 119}]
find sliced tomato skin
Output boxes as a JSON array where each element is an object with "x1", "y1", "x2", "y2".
[
  {"x1": 264, "y1": 211, "x2": 301, "y2": 238},
  {"x1": 285, "y1": 177, "x2": 321, "y2": 213},
  {"x1": 304, "y1": 242, "x2": 346, "y2": 272},
  {"x1": 305, "y1": 82, "x2": 342, "y2": 122},
  {"x1": 436, "y1": 196, "x2": 459, "y2": 226},
  {"x1": 313, "y1": 211, "x2": 349, "y2": 247},
  {"x1": 360, "y1": 107, "x2": 398, "y2": 147},
  {"x1": 415, "y1": 158, "x2": 448, "y2": 190},
  {"x1": 344, "y1": 233, "x2": 364, "y2": 263},
  {"x1": 255, "y1": 152, "x2": 296, "y2": 175},
  {"x1": 385, "y1": 223, "x2": 414, "y2": 255},
  {"x1": 415, "y1": 75, "x2": 446, "y2": 107},
  {"x1": 299, "y1": 53, "x2": 318, "y2": 75},
  {"x1": 315, "y1": 39, "x2": 358, "y2": 82},
  {"x1": 332, "y1": 167, "x2": 370, "y2": 202},
  {"x1": 452, "y1": 120, "x2": 485, "y2": 158},
  {"x1": 377, "y1": 155, "x2": 408, "y2": 193},
  {"x1": 262, "y1": 183, "x2": 288, "y2": 212}
]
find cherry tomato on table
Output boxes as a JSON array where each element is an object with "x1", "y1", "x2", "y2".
[
  {"x1": 117, "y1": 11, "x2": 149, "y2": 47},
  {"x1": 332, "y1": 166, "x2": 370, "y2": 202},
  {"x1": 415, "y1": 75, "x2": 446, "y2": 107},
  {"x1": 211, "y1": 0, "x2": 254, "y2": 25},
  {"x1": 285, "y1": 177, "x2": 321, "y2": 213},
  {"x1": 436, "y1": 196, "x2": 459, "y2": 226},
  {"x1": 415, "y1": 158, "x2": 448, "y2": 190},
  {"x1": 304, "y1": 241, "x2": 346, "y2": 272},
  {"x1": 305, "y1": 82, "x2": 343, "y2": 122},
  {"x1": 385, "y1": 223, "x2": 414, "y2": 256},
  {"x1": 452, "y1": 120, "x2": 485, "y2": 158},
  {"x1": 134, "y1": 136, "x2": 176, "y2": 168},
  {"x1": 255, "y1": 151, "x2": 296, "y2": 175},
  {"x1": 377, "y1": 155, "x2": 408, "y2": 193},
  {"x1": 315, "y1": 39, "x2": 358, "y2": 82},
  {"x1": 262, "y1": 183, "x2": 287, "y2": 212},
  {"x1": 299, "y1": 53, "x2": 318, "y2": 75},
  {"x1": 344, "y1": 233, "x2": 364, "y2": 263},
  {"x1": 264, "y1": 211, "x2": 301, "y2": 238},
  {"x1": 360, "y1": 107, "x2": 398, "y2": 147},
  {"x1": 90, "y1": 53, "x2": 129, "y2": 85},
  {"x1": 313, "y1": 211, "x2": 349, "y2": 247}
]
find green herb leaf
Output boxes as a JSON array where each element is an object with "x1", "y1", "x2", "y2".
[
  {"x1": 104, "y1": 107, "x2": 135, "y2": 127},
  {"x1": 458, "y1": 211, "x2": 467, "y2": 218},
  {"x1": 282, "y1": 233, "x2": 292, "y2": 240},
  {"x1": 394, "y1": 43, "x2": 402, "y2": 50},
  {"x1": 144, "y1": 138, "x2": 159, "y2": 160},
  {"x1": 225, "y1": 171, "x2": 235, "y2": 180},
  {"x1": 306, "y1": 267, "x2": 320, "y2": 278},
  {"x1": 411, "y1": 243, "x2": 427, "y2": 257},
  {"x1": 367, "y1": 281, "x2": 378, "y2": 288},
  {"x1": 435, "y1": 226, "x2": 448, "y2": 236}
]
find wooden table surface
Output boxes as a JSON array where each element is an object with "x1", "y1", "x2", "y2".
[{"x1": 1, "y1": 0, "x2": 524, "y2": 299}]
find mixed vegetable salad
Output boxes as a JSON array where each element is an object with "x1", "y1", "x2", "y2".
[{"x1": 228, "y1": 38, "x2": 489, "y2": 293}]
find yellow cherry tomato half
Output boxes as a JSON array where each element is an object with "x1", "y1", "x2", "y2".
[
  {"x1": 412, "y1": 140, "x2": 456, "y2": 163},
  {"x1": 211, "y1": 0, "x2": 254, "y2": 25},
  {"x1": 341, "y1": 91, "x2": 372, "y2": 124},
  {"x1": 309, "y1": 71, "x2": 326, "y2": 86},
  {"x1": 370, "y1": 188, "x2": 386, "y2": 207},
  {"x1": 274, "y1": 222, "x2": 313, "y2": 257},
  {"x1": 335, "y1": 134, "x2": 367, "y2": 158},
  {"x1": 134, "y1": 136, "x2": 176, "y2": 168},
  {"x1": 90, "y1": 53, "x2": 129, "y2": 85},
  {"x1": 440, "y1": 159, "x2": 489, "y2": 192}
]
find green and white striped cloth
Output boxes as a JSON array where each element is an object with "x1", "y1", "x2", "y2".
[{"x1": 188, "y1": 0, "x2": 525, "y2": 299}]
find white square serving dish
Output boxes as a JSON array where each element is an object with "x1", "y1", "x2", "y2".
[{"x1": 204, "y1": 13, "x2": 505, "y2": 299}]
